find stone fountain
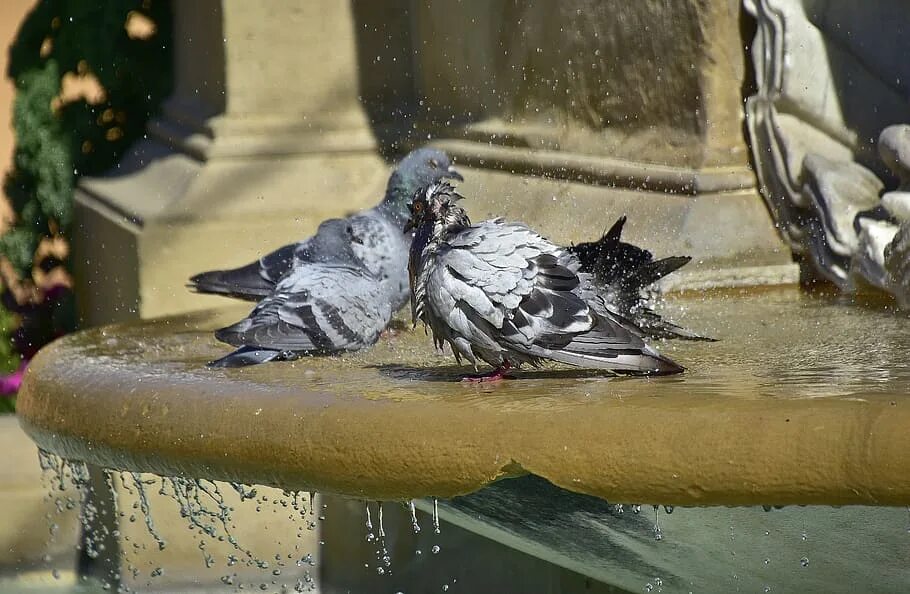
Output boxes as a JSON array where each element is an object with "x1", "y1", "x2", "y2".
[
  {"x1": 16, "y1": 288, "x2": 910, "y2": 592},
  {"x1": 11, "y1": 0, "x2": 910, "y2": 592}
]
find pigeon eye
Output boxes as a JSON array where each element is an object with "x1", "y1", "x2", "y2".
[{"x1": 412, "y1": 201, "x2": 424, "y2": 213}]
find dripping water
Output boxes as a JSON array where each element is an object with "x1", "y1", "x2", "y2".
[
  {"x1": 652, "y1": 505, "x2": 663, "y2": 541},
  {"x1": 432, "y1": 498, "x2": 441, "y2": 534},
  {"x1": 409, "y1": 500, "x2": 421, "y2": 533}
]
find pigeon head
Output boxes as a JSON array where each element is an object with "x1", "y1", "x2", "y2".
[
  {"x1": 308, "y1": 219, "x2": 363, "y2": 264},
  {"x1": 384, "y1": 148, "x2": 463, "y2": 219},
  {"x1": 404, "y1": 181, "x2": 470, "y2": 234}
]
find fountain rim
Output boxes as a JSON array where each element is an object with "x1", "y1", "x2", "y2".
[{"x1": 15, "y1": 312, "x2": 910, "y2": 507}]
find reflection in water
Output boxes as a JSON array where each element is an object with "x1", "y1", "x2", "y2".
[
  {"x1": 443, "y1": 475, "x2": 910, "y2": 594},
  {"x1": 79, "y1": 286, "x2": 910, "y2": 404}
]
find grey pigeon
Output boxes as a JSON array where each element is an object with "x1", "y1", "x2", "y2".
[
  {"x1": 208, "y1": 220, "x2": 389, "y2": 367},
  {"x1": 203, "y1": 148, "x2": 462, "y2": 367},
  {"x1": 189, "y1": 147, "x2": 463, "y2": 304},
  {"x1": 406, "y1": 183, "x2": 684, "y2": 381},
  {"x1": 568, "y1": 216, "x2": 713, "y2": 341}
]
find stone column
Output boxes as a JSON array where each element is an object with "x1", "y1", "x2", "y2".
[
  {"x1": 73, "y1": 0, "x2": 391, "y2": 325},
  {"x1": 393, "y1": 0, "x2": 792, "y2": 286},
  {"x1": 410, "y1": 0, "x2": 750, "y2": 173}
]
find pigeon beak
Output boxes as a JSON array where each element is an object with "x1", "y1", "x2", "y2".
[
  {"x1": 403, "y1": 218, "x2": 415, "y2": 234},
  {"x1": 445, "y1": 165, "x2": 464, "y2": 182}
]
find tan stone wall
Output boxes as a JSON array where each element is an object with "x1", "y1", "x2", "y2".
[{"x1": 410, "y1": 0, "x2": 749, "y2": 169}]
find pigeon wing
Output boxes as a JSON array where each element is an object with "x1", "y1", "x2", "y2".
[
  {"x1": 215, "y1": 263, "x2": 391, "y2": 353},
  {"x1": 426, "y1": 221, "x2": 594, "y2": 353}
]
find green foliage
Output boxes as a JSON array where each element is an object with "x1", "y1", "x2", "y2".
[{"x1": 3, "y1": 0, "x2": 173, "y2": 278}]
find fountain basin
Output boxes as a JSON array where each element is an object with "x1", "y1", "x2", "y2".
[{"x1": 16, "y1": 287, "x2": 910, "y2": 506}]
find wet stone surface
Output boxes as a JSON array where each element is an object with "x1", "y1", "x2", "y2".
[{"x1": 16, "y1": 287, "x2": 910, "y2": 505}]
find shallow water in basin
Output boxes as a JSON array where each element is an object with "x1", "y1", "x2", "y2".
[{"x1": 88, "y1": 286, "x2": 910, "y2": 403}]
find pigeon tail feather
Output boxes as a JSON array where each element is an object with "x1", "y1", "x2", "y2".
[
  {"x1": 188, "y1": 262, "x2": 275, "y2": 301},
  {"x1": 542, "y1": 346, "x2": 683, "y2": 375}
]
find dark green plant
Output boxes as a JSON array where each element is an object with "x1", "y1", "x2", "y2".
[{"x1": 3, "y1": 0, "x2": 173, "y2": 279}]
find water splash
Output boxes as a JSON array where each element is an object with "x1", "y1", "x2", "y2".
[
  {"x1": 122, "y1": 473, "x2": 166, "y2": 550},
  {"x1": 38, "y1": 456, "x2": 321, "y2": 592}
]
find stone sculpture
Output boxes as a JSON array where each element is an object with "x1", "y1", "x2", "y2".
[{"x1": 744, "y1": 0, "x2": 910, "y2": 305}]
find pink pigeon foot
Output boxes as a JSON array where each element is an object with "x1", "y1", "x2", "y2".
[{"x1": 461, "y1": 361, "x2": 513, "y2": 383}]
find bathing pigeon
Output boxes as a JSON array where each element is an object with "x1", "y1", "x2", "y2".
[
  {"x1": 189, "y1": 147, "x2": 463, "y2": 304},
  {"x1": 568, "y1": 217, "x2": 712, "y2": 341},
  {"x1": 406, "y1": 182, "x2": 684, "y2": 380},
  {"x1": 208, "y1": 220, "x2": 391, "y2": 367}
]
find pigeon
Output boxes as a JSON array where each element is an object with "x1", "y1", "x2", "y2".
[
  {"x1": 202, "y1": 148, "x2": 463, "y2": 367},
  {"x1": 568, "y1": 217, "x2": 712, "y2": 341},
  {"x1": 189, "y1": 147, "x2": 463, "y2": 304},
  {"x1": 405, "y1": 182, "x2": 684, "y2": 381},
  {"x1": 207, "y1": 220, "x2": 391, "y2": 367}
]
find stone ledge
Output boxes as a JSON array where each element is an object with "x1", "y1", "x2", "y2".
[
  {"x1": 430, "y1": 139, "x2": 756, "y2": 194},
  {"x1": 16, "y1": 288, "x2": 910, "y2": 507}
]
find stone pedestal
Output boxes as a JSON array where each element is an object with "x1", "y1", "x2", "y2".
[{"x1": 73, "y1": 0, "x2": 391, "y2": 326}]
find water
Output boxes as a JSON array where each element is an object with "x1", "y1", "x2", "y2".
[
  {"x1": 36, "y1": 454, "x2": 320, "y2": 593},
  {"x1": 31, "y1": 451, "x2": 910, "y2": 593}
]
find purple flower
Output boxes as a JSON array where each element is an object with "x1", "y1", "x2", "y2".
[{"x1": 0, "y1": 359, "x2": 28, "y2": 396}]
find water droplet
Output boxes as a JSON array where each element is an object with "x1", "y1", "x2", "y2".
[
  {"x1": 433, "y1": 498, "x2": 441, "y2": 534},
  {"x1": 800, "y1": 557, "x2": 809, "y2": 567},
  {"x1": 431, "y1": 545, "x2": 441, "y2": 554}
]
